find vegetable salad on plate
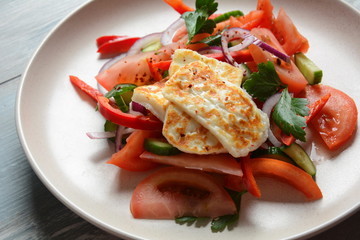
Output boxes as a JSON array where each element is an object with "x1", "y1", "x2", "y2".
[{"x1": 70, "y1": 0, "x2": 358, "y2": 232}]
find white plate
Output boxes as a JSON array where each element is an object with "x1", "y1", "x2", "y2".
[{"x1": 16, "y1": 0, "x2": 360, "y2": 239}]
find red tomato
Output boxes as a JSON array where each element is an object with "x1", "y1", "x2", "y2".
[
  {"x1": 96, "y1": 38, "x2": 193, "y2": 91},
  {"x1": 256, "y1": 0, "x2": 274, "y2": 29},
  {"x1": 272, "y1": 8, "x2": 309, "y2": 56},
  {"x1": 249, "y1": 28, "x2": 308, "y2": 94},
  {"x1": 130, "y1": 167, "x2": 237, "y2": 219},
  {"x1": 140, "y1": 151, "x2": 243, "y2": 176},
  {"x1": 107, "y1": 130, "x2": 160, "y2": 171},
  {"x1": 299, "y1": 85, "x2": 358, "y2": 150}
]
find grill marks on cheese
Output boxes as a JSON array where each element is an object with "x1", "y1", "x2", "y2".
[{"x1": 162, "y1": 53, "x2": 269, "y2": 158}]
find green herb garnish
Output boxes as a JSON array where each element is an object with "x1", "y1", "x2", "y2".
[
  {"x1": 181, "y1": 0, "x2": 218, "y2": 43},
  {"x1": 272, "y1": 88, "x2": 309, "y2": 142},
  {"x1": 243, "y1": 61, "x2": 286, "y2": 102}
]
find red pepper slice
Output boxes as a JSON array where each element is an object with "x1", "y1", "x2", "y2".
[
  {"x1": 163, "y1": 0, "x2": 194, "y2": 14},
  {"x1": 97, "y1": 96, "x2": 163, "y2": 130},
  {"x1": 146, "y1": 58, "x2": 163, "y2": 81},
  {"x1": 242, "y1": 157, "x2": 323, "y2": 201},
  {"x1": 69, "y1": 75, "x2": 103, "y2": 101},
  {"x1": 97, "y1": 36, "x2": 140, "y2": 54},
  {"x1": 96, "y1": 35, "x2": 126, "y2": 47}
]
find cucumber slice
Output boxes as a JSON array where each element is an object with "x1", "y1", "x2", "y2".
[
  {"x1": 294, "y1": 52, "x2": 323, "y2": 85},
  {"x1": 251, "y1": 146, "x2": 293, "y2": 163},
  {"x1": 280, "y1": 142, "x2": 316, "y2": 176},
  {"x1": 144, "y1": 138, "x2": 180, "y2": 156},
  {"x1": 142, "y1": 41, "x2": 162, "y2": 52}
]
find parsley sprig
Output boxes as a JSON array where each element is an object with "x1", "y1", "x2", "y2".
[
  {"x1": 175, "y1": 190, "x2": 247, "y2": 232},
  {"x1": 181, "y1": 0, "x2": 218, "y2": 43},
  {"x1": 272, "y1": 88, "x2": 309, "y2": 141},
  {"x1": 243, "y1": 61, "x2": 286, "y2": 102}
]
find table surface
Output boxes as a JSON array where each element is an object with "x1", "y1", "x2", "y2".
[{"x1": 1, "y1": 0, "x2": 360, "y2": 239}]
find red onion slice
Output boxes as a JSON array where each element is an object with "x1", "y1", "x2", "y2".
[
  {"x1": 127, "y1": 32, "x2": 163, "y2": 56},
  {"x1": 161, "y1": 18, "x2": 186, "y2": 46},
  {"x1": 262, "y1": 93, "x2": 282, "y2": 147},
  {"x1": 115, "y1": 125, "x2": 125, "y2": 151},
  {"x1": 221, "y1": 27, "x2": 291, "y2": 70},
  {"x1": 130, "y1": 101, "x2": 147, "y2": 115},
  {"x1": 197, "y1": 46, "x2": 223, "y2": 55},
  {"x1": 86, "y1": 131, "x2": 116, "y2": 139}
]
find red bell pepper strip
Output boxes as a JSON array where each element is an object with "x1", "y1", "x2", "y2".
[
  {"x1": 96, "y1": 35, "x2": 126, "y2": 47},
  {"x1": 243, "y1": 157, "x2": 323, "y2": 201},
  {"x1": 240, "y1": 156, "x2": 261, "y2": 198},
  {"x1": 70, "y1": 75, "x2": 163, "y2": 130},
  {"x1": 163, "y1": 0, "x2": 194, "y2": 14},
  {"x1": 69, "y1": 75, "x2": 103, "y2": 101},
  {"x1": 146, "y1": 58, "x2": 163, "y2": 81},
  {"x1": 280, "y1": 93, "x2": 331, "y2": 146},
  {"x1": 97, "y1": 36, "x2": 140, "y2": 54},
  {"x1": 97, "y1": 96, "x2": 163, "y2": 130}
]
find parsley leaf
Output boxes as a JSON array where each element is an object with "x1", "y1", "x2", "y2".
[
  {"x1": 242, "y1": 61, "x2": 286, "y2": 102},
  {"x1": 272, "y1": 88, "x2": 309, "y2": 142},
  {"x1": 181, "y1": 0, "x2": 218, "y2": 43},
  {"x1": 211, "y1": 190, "x2": 246, "y2": 232}
]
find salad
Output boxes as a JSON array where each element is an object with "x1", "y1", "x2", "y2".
[{"x1": 70, "y1": 0, "x2": 358, "y2": 232}]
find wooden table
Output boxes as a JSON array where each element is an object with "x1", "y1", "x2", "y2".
[{"x1": 1, "y1": 0, "x2": 359, "y2": 239}]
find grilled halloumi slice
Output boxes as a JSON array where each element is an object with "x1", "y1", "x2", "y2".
[
  {"x1": 131, "y1": 80, "x2": 169, "y2": 122},
  {"x1": 163, "y1": 60, "x2": 269, "y2": 158},
  {"x1": 162, "y1": 103, "x2": 227, "y2": 154}
]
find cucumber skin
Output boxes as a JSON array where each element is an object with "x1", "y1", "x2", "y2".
[
  {"x1": 144, "y1": 138, "x2": 180, "y2": 156},
  {"x1": 280, "y1": 143, "x2": 316, "y2": 176},
  {"x1": 295, "y1": 52, "x2": 323, "y2": 85}
]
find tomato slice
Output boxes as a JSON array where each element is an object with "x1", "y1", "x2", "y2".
[
  {"x1": 107, "y1": 130, "x2": 160, "y2": 171},
  {"x1": 273, "y1": 8, "x2": 309, "y2": 56},
  {"x1": 130, "y1": 167, "x2": 237, "y2": 219},
  {"x1": 97, "y1": 96, "x2": 163, "y2": 130},
  {"x1": 249, "y1": 28, "x2": 308, "y2": 94},
  {"x1": 140, "y1": 151, "x2": 243, "y2": 176},
  {"x1": 256, "y1": 0, "x2": 274, "y2": 29},
  {"x1": 243, "y1": 158, "x2": 323, "y2": 201},
  {"x1": 299, "y1": 84, "x2": 358, "y2": 150}
]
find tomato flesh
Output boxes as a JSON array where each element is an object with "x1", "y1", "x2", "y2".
[
  {"x1": 130, "y1": 167, "x2": 237, "y2": 219},
  {"x1": 299, "y1": 84, "x2": 358, "y2": 150}
]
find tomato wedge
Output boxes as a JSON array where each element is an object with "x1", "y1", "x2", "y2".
[
  {"x1": 97, "y1": 96, "x2": 163, "y2": 130},
  {"x1": 299, "y1": 85, "x2": 358, "y2": 150},
  {"x1": 107, "y1": 130, "x2": 160, "y2": 171},
  {"x1": 256, "y1": 0, "x2": 274, "y2": 29},
  {"x1": 242, "y1": 157, "x2": 323, "y2": 201},
  {"x1": 140, "y1": 151, "x2": 243, "y2": 176},
  {"x1": 130, "y1": 167, "x2": 237, "y2": 219},
  {"x1": 249, "y1": 28, "x2": 308, "y2": 94},
  {"x1": 273, "y1": 8, "x2": 309, "y2": 56}
]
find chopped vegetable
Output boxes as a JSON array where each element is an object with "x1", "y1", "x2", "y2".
[
  {"x1": 243, "y1": 61, "x2": 285, "y2": 102},
  {"x1": 144, "y1": 138, "x2": 181, "y2": 155},
  {"x1": 272, "y1": 88, "x2": 309, "y2": 142},
  {"x1": 294, "y1": 52, "x2": 323, "y2": 85},
  {"x1": 181, "y1": 0, "x2": 218, "y2": 42}
]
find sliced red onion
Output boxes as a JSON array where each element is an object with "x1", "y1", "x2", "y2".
[
  {"x1": 86, "y1": 131, "x2": 116, "y2": 139},
  {"x1": 115, "y1": 125, "x2": 125, "y2": 151},
  {"x1": 197, "y1": 46, "x2": 223, "y2": 55},
  {"x1": 98, "y1": 53, "x2": 126, "y2": 74},
  {"x1": 126, "y1": 32, "x2": 163, "y2": 56},
  {"x1": 262, "y1": 93, "x2": 282, "y2": 147},
  {"x1": 161, "y1": 18, "x2": 185, "y2": 46},
  {"x1": 131, "y1": 101, "x2": 147, "y2": 115},
  {"x1": 252, "y1": 38, "x2": 291, "y2": 63},
  {"x1": 221, "y1": 27, "x2": 291, "y2": 70}
]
